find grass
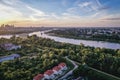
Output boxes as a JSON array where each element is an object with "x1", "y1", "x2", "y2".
[
  {"x1": 74, "y1": 60, "x2": 120, "y2": 80},
  {"x1": 87, "y1": 66, "x2": 120, "y2": 80}
]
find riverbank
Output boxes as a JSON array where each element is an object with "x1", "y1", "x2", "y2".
[
  {"x1": 46, "y1": 27, "x2": 120, "y2": 44},
  {"x1": 1, "y1": 30, "x2": 120, "y2": 49},
  {"x1": 0, "y1": 27, "x2": 52, "y2": 35},
  {"x1": 47, "y1": 33, "x2": 120, "y2": 44}
]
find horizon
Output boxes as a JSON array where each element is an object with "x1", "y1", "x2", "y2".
[{"x1": 0, "y1": 0, "x2": 120, "y2": 27}]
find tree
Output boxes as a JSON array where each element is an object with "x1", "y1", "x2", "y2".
[{"x1": 116, "y1": 50, "x2": 120, "y2": 57}]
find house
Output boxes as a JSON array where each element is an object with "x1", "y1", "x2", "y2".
[
  {"x1": 58, "y1": 63, "x2": 67, "y2": 70},
  {"x1": 44, "y1": 70, "x2": 55, "y2": 80},
  {"x1": 33, "y1": 62, "x2": 68, "y2": 80},
  {"x1": 0, "y1": 54, "x2": 20, "y2": 62},
  {"x1": 0, "y1": 43, "x2": 21, "y2": 50},
  {"x1": 52, "y1": 66, "x2": 62, "y2": 75},
  {"x1": 33, "y1": 74, "x2": 44, "y2": 80}
]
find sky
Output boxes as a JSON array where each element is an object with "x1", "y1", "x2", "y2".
[{"x1": 0, "y1": 0, "x2": 120, "y2": 27}]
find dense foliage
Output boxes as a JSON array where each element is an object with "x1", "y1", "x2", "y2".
[
  {"x1": 47, "y1": 28, "x2": 120, "y2": 43},
  {"x1": 69, "y1": 43, "x2": 120, "y2": 77},
  {"x1": 73, "y1": 65, "x2": 120, "y2": 80},
  {"x1": 0, "y1": 35, "x2": 68, "y2": 80},
  {"x1": 0, "y1": 35, "x2": 120, "y2": 80}
]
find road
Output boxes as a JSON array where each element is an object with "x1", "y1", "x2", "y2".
[{"x1": 59, "y1": 57, "x2": 78, "y2": 80}]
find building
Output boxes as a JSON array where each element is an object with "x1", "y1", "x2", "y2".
[
  {"x1": 58, "y1": 63, "x2": 67, "y2": 70},
  {"x1": 0, "y1": 54, "x2": 20, "y2": 62},
  {"x1": 33, "y1": 74, "x2": 44, "y2": 80},
  {"x1": 52, "y1": 66, "x2": 62, "y2": 75},
  {"x1": 0, "y1": 24, "x2": 14, "y2": 28},
  {"x1": 33, "y1": 62, "x2": 68, "y2": 80},
  {"x1": 44, "y1": 70, "x2": 55, "y2": 80},
  {"x1": 0, "y1": 43, "x2": 21, "y2": 50}
]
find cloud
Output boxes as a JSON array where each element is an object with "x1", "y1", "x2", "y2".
[
  {"x1": 66, "y1": 7, "x2": 77, "y2": 13},
  {"x1": 0, "y1": 2, "x2": 23, "y2": 21},
  {"x1": 51, "y1": 13, "x2": 60, "y2": 19},
  {"x1": 95, "y1": 0, "x2": 102, "y2": 7},
  {"x1": 78, "y1": 2, "x2": 91, "y2": 8},
  {"x1": 26, "y1": 5, "x2": 47, "y2": 17},
  {"x1": 65, "y1": 0, "x2": 106, "y2": 17},
  {"x1": 97, "y1": 6, "x2": 110, "y2": 11},
  {"x1": 100, "y1": 13, "x2": 120, "y2": 20},
  {"x1": 60, "y1": 0, "x2": 109, "y2": 23},
  {"x1": 0, "y1": 0, "x2": 50, "y2": 22},
  {"x1": 25, "y1": 5, "x2": 50, "y2": 21},
  {"x1": 1, "y1": 0, "x2": 19, "y2": 5},
  {"x1": 102, "y1": 18, "x2": 120, "y2": 21},
  {"x1": 0, "y1": 0, "x2": 32, "y2": 22}
]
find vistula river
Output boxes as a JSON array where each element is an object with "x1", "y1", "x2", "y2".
[{"x1": 0, "y1": 30, "x2": 120, "y2": 50}]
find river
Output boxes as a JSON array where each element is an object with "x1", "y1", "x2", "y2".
[{"x1": 0, "y1": 30, "x2": 120, "y2": 49}]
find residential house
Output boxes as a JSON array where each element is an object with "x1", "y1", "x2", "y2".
[
  {"x1": 58, "y1": 63, "x2": 67, "y2": 71},
  {"x1": 52, "y1": 66, "x2": 62, "y2": 75},
  {"x1": 44, "y1": 70, "x2": 55, "y2": 80},
  {"x1": 33, "y1": 62, "x2": 68, "y2": 80},
  {"x1": 33, "y1": 74, "x2": 44, "y2": 80}
]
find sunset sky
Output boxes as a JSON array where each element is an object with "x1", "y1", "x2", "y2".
[{"x1": 0, "y1": 0, "x2": 120, "y2": 27}]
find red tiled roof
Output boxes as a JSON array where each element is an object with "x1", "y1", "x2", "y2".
[
  {"x1": 58, "y1": 62, "x2": 66, "y2": 67},
  {"x1": 52, "y1": 66, "x2": 61, "y2": 71},
  {"x1": 33, "y1": 74, "x2": 44, "y2": 80},
  {"x1": 44, "y1": 70, "x2": 54, "y2": 76},
  {"x1": 33, "y1": 62, "x2": 66, "y2": 80}
]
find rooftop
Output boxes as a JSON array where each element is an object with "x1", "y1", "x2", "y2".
[
  {"x1": 44, "y1": 70, "x2": 54, "y2": 76},
  {"x1": 53, "y1": 66, "x2": 61, "y2": 71},
  {"x1": 33, "y1": 74, "x2": 44, "y2": 80}
]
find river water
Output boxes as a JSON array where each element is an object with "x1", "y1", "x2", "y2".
[{"x1": 0, "y1": 30, "x2": 120, "y2": 49}]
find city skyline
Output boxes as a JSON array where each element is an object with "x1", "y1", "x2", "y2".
[{"x1": 0, "y1": 0, "x2": 120, "y2": 27}]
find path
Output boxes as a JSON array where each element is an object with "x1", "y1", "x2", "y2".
[{"x1": 59, "y1": 57, "x2": 78, "y2": 80}]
